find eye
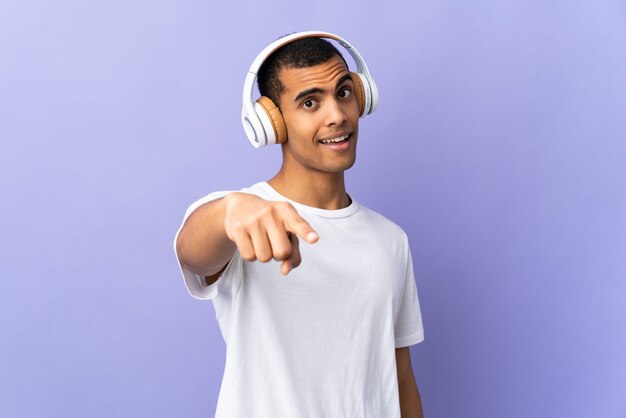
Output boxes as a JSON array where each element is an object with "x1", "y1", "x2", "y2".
[
  {"x1": 338, "y1": 87, "x2": 352, "y2": 100},
  {"x1": 302, "y1": 99, "x2": 317, "y2": 109}
]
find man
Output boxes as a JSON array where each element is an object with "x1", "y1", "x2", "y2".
[{"x1": 174, "y1": 33, "x2": 425, "y2": 417}]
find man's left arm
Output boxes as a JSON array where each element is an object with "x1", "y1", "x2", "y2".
[{"x1": 396, "y1": 346, "x2": 424, "y2": 418}]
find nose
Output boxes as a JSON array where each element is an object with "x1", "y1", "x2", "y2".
[{"x1": 325, "y1": 97, "x2": 347, "y2": 127}]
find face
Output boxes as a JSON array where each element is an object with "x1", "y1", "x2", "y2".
[{"x1": 277, "y1": 55, "x2": 360, "y2": 176}]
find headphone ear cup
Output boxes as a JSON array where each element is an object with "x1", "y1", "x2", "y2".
[
  {"x1": 255, "y1": 96, "x2": 288, "y2": 144},
  {"x1": 350, "y1": 72, "x2": 366, "y2": 117},
  {"x1": 351, "y1": 72, "x2": 375, "y2": 116}
]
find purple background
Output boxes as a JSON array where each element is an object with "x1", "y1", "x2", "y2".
[{"x1": 1, "y1": 1, "x2": 625, "y2": 417}]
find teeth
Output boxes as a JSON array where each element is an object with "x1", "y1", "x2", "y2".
[{"x1": 320, "y1": 134, "x2": 349, "y2": 144}]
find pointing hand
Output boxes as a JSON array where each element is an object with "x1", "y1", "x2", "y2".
[{"x1": 223, "y1": 193, "x2": 319, "y2": 275}]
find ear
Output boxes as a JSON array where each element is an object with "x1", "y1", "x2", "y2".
[{"x1": 256, "y1": 96, "x2": 288, "y2": 144}]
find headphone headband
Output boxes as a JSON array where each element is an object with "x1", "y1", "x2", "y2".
[{"x1": 242, "y1": 31, "x2": 379, "y2": 148}]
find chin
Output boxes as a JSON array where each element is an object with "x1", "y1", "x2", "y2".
[
  {"x1": 325, "y1": 156, "x2": 357, "y2": 173},
  {"x1": 342, "y1": 157, "x2": 357, "y2": 171}
]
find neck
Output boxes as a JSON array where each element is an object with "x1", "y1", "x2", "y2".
[{"x1": 268, "y1": 166, "x2": 351, "y2": 210}]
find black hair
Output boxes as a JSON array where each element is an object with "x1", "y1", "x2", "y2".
[{"x1": 257, "y1": 37, "x2": 347, "y2": 107}]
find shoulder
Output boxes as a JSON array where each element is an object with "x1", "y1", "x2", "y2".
[
  {"x1": 190, "y1": 182, "x2": 269, "y2": 205},
  {"x1": 182, "y1": 182, "x2": 269, "y2": 219},
  {"x1": 239, "y1": 181, "x2": 274, "y2": 199},
  {"x1": 356, "y1": 204, "x2": 409, "y2": 244}
]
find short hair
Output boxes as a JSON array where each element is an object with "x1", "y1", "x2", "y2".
[{"x1": 257, "y1": 37, "x2": 347, "y2": 107}]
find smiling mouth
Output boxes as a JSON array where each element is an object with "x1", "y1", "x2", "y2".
[{"x1": 318, "y1": 133, "x2": 351, "y2": 144}]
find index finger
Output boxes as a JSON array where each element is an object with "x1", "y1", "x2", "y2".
[{"x1": 282, "y1": 210, "x2": 318, "y2": 244}]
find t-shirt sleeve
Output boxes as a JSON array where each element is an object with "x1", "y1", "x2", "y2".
[
  {"x1": 173, "y1": 191, "x2": 238, "y2": 300},
  {"x1": 394, "y1": 240, "x2": 425, "y2": 347}
]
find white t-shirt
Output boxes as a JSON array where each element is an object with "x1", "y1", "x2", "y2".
[{"x1": 174, "y1": 182, "x2": 424, "y2": 418}]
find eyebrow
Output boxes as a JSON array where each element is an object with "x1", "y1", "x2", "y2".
[{"x1": 293, "y1": 73, "x2": 353, "y2": 103}]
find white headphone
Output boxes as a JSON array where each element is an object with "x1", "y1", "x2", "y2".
[{"x1": 241, "y1": 31, "x2": 379, "y2": 148}]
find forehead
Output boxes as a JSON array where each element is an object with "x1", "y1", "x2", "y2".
[{"x1": 278, "y1": 55, "x2": 350, "y2": 100}]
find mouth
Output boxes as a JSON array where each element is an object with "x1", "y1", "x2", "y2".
[{"x1": 318, "y1": 132, "x2": 353, "y2": 150}]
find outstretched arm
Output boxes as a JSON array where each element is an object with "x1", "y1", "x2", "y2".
[
  {"x1": 396, "y1": 346, "x2": 423, "y2": 418},
  {"x1": 176, "y1": 192, "x2": 319, "y2": 284}
]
